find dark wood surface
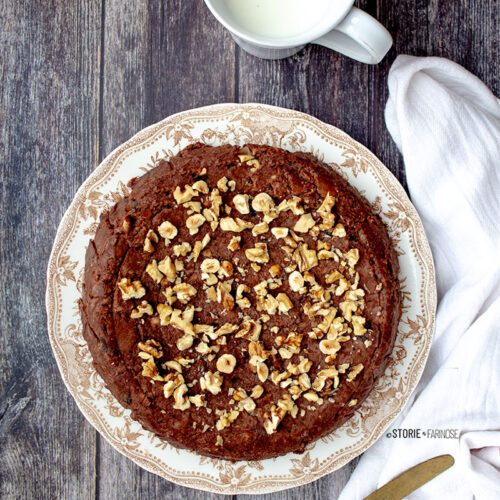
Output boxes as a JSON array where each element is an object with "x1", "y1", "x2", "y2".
[{"x1": 0, "y1": 0, "x2": 497, "y2": 498}]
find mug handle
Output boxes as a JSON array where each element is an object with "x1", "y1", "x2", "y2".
[{"x1": 313, "y1": 7, "x2": 392, "y2": 64}]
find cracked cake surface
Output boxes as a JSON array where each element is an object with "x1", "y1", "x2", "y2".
[{"x1": 80, "y1": 143, "x2": 401, "y2": 461}]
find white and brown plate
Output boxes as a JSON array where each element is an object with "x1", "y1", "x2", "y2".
[{"x1": 46, "y1": 103, "x2": 436, "y2": 494}]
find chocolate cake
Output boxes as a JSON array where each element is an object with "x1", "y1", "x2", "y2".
[{"x1": 80, "y1": 143, "x2": 401, "y2": 461}]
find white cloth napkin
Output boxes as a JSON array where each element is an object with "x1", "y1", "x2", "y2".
[{"x1": 338, "y1": 55, "x2": 500, "y2": 500}]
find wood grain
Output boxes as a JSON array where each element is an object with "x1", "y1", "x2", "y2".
[
  {"x1": 0, "y1": 0, "x2": 497, "y2": 498},
  {"x1": 0, "y1": 0, "x2": 101, "y2": 498}
]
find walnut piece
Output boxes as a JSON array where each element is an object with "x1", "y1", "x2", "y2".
[
  {"x1": 232, "y1": 194, "x2": 250, "y2": 214},
  {"x1": 216, "y1": 353, "x2": 237, "y2": 374},
  {"x1": 157, "y1": 221, "x2": 178, "y2": 242},
  {"x1": 220, "y1": 217, "x2": 253, "y2": 232},
  {"x1": 118, "y1": 278, "x2": 146, "y2": 300},
  {"x1": 245, "y1": 243, "x2": 269, "y2": 264}
]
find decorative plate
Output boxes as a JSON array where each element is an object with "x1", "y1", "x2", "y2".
[{"x1": 46, "y1": 103, "x2": 436, "y2": 494}]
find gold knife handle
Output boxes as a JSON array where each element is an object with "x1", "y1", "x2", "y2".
[{"x1": 364, "y1": 454, "x2": 455, "y2": 500}]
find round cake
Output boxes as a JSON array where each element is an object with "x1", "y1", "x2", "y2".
[{"x1": 80, "y1": 143, "x2": 401, "y2": 461}]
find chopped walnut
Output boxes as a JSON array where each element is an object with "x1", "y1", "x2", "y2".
[
  {"x1": 351, "y1": 315, "x2": 367, "y2": 336},
  {"x1": 276, "y1": 293, "x2": 293, "y2": 313},
  {"x1": 186, "y1": 213, "x2": 205, "y2": 235},
  {"x1": 163, "y1": 373, "x2": 184, "y2": 397},
  {"x1": 157, "y1": 255, "x2": 176, "y2": 282},
  {"x1": 217, "y1": 282, "x2": 235, "y2": 311},
  {"x1": 216, "y1": 409, "x2": 240, "y2": 431},
  {"x1": 141, "y1": 357, "x2": 163, "y2": 381},
  {"x1": 192, "y1": 180, "x2": 209, "y2": 194},
  {"x1": 118, "y1": 278, "x2": 146, "y2": 300},
  {"x1": 252, "y1": 221, "x2": 269, "y2": 236},
  {"x1": 227, "y1": 235, "x2": 241, "y2": 251},
  {"x1": 345, "y1": 248, "x2": 360, "y2": 267},
  {"x1": 216, "y1": 353, "x2": 237, "y2": 374},
  {"x1": 347, "y1": 363, "x2": 364, "y2": 381},
  {"x1": 144, "y1": 229, "x2": 159, "y2": 252},
  {"x1": 173, "y1": 185, "x2": 197, "y2": 204},
  {"x1": 256, "y1": 361, "x2": 269, "y2": 383},
  {"x1": 138, "y1": 339, "x2": 163, "y2": 359},
  {"x1": 288, "y1": 270, "x2": 306, "y2": 293},
  {"x1": 200, "y1": 258, "x2": 220, "y2": 273},
  {"x1": 277, "y1": 197, "x2": 304, "y2": 215},
  {"x1": 220, "y1": 217, "x2": 253, "y2": 232},
  {"x1": 189, "y1": 394, "x2": 206, "y2": 407},
  {"x1": 251, "y1": 385, "x2": 264, "y2": 399},
  {"x1": 173, "y1": 242, "x2": 192, "y2": 256},
  {"x1": 293, "y1": 213, "x2": 315, "y2": 233},
  {"x1": 157, "y1": 221, "x2": 178, "y2": 242},
  {"x1": 319, "y1": 339, "x2": 341, "y2": 355},
  {"x1": 200, "y1": 371, "x2": 223, "y2": 395},
  {"x1": 170, "y1": 306, "x2": 195, "y2": 337},
  {"x1": 232, "y1": 194, "x2": 250, "y2": 214},
  {"x1": 317, "y1": 192, "x2": 335, "y2": 215},
  {"x1": 146, "y1": 260, "x2": 163, "y2": 284},
  {"x1": 245, "y1": 243, "x2": 269, "y2": 264},
  {"x1": 251, "y1": 193, "x2": 275, "y2": 213},
  {"x1": 173, "y1": 384, "x2": 191, "y2": 410},
  {"x1": 332, "y1": 223, "x2": 347, "y2": 237},
  {"x1": 293, "y1": 243, "x2": 318, "y2": 272},
  {"x1": 172, "y1": 283, "x2": 197, "y2": 304},
  {"x1": 131, "y1": 301, "x2": 154, "y2": 319},
  {"x1": 235, "y1": 318, "x2": 261, "y2": 341},
  {"x1": 271, "y1": 227, "x2": 289, "y2": 239},
  {"x1": 156, "y1": 303, "x2": 172, "y2": 325}
]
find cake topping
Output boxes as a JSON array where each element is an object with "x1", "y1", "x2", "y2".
[{"x1": 118, "y1": 156, "x2": 373, "y2": 436}]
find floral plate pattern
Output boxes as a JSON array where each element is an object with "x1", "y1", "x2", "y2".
[{"x1": 46, "y1": 103, "x2": 436, "y2": 494}]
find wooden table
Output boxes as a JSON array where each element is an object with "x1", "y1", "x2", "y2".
[{"x1": 1, "y1": 1, "x2": 497, "y2": 498}]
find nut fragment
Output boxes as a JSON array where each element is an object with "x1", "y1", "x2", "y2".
[
  {"x1": 228, "y1": 235, "x2": 241, "y2": 251},
  {"x1": 245, "y1": 243, "x2": 269, "y2": 263},
  {"x1": 189, "y1": 394, "x2": 206, "y2": 407},
  {"x1": 345, "y1": 248, "x2": 360, "y2": 267},
  {"x1": 271, "y1": 227, "x2": 289, "y2": 239},
  {"x1": 317, "y1": 192, "x2": 335, "y2": 215},
  {"x1": 158, "y1": 256, "x2": 176, "y2": 282},
  {"x1": 118, "y1": 278, "x2": 146, "y2": 300},
  {"x1": 232, "y1": 194, "x2": 250, "y2": 214},
  {"x1": 351, "y1": 315, "x2": 367, "y2": 336},
  {"x1": 131, "y1": 300, "x2": 154, "y2": 319},
  {"x1": 173, "y1": 384, "x2": 191, "y2": 410},
  {"x1": 216, "y1": 353, "x2": 237, "y2": 374},
  {"x1": 200, "y1": 371, "x2": 223, "y2": 395},
  {"x1": 173, "y1": 283, "x2": 197, "y2": 304},
  {"x1": 256, "y1": 361, "x2": 269, "y2": 383},
  {"x1": 186, "y1": 213, "x2": 205, "y2": 235},
  {"x1": 347, "y1": 363, "x2": 364, "y2": 381},
  {"x1": 173, "y1": 185, "x2": 197, "y2": 204},
  {"x1": 157, "y1": 303, "x2": 172, "y2": 325},
  {"x1": 157, "y1": 221, "x2": 178, "y2": 242},
  {"x1": 276, "y1": 293, "x2": 293, "y2": 313},
  {"x1": 251, "y1": 385, "x2": 264, "y2": 399},
  {"x1": 191, "y1": 180, "x2": 209, "y2": 194},
  {"x1": 200, "y1": 258, "x2": 220, "y2": 273},
  {"x1": 293, "y1": 213, "x2": 315, "y2": 233},
  {"x1": 220, "y1": 217, "x2": 254, "y2": 232},
  {"x1": 252, "y1": 221, "x2": 269, "y2": 236},
  {"x1": 144, "y1": 229, "x2": 159, "y2": 252},
  {"x1": 288, "y1": 270, "x2": 305, "y2": 292},
  {"x1": 251, "y1": 193, "x2": 275, "y2": 213},
  {"x1": 319, "y1": 339, "x2": 341, "y2": 355},
  {"x1": 146, "y1": 260, "x2": 164, "y2": 284}
]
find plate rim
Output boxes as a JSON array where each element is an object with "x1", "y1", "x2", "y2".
[{"x1": 46, "y1": 102, "x2": 436, "y2": 494}]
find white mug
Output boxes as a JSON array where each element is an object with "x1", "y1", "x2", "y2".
[{"x1": 204, "y1": 0, "x2": 393, "y2": 64}]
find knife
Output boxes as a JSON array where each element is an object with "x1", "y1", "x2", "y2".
[{"x1": 364, "y1": 454, "x2": 455, "y2": 500}]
